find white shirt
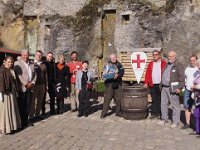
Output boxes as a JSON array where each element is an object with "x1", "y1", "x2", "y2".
[
  {"x1": 185, "y1": 66, "x2": 198, "y2": 90},
  {"x1": 34, "y1": 60, "x2": 42, "y2": 66},
  {"x1": 152, "y1": 61, "x2": 161, "y2": 84},
  {"x1": 23, "y1": 60, "x2": 32, "y2": 81}
]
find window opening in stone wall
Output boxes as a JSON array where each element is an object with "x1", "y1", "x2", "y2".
[
  {"x1": 45, "y1": 25, "x2": 51, "y2": 29},
  {"x1": 24, "y1": 16, "x2": 37, "y2": 20},
  {"x1": 104, "y1": 10, "x2": 116, "y2": 14},
  {"x1": 122, "y1": 14, "x2": 130, "y2": 24}
]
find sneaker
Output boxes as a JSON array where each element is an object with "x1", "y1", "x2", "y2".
[
  {"x1": 181, "y1": 124, "x2": 190, "y2": 129},
  {"x1": 157, "y1": 120, "x2": 167, "y2": 125},
  {"x1": 170, "y1": 123, "x2": 178, "y2": 128},
  {"x1": 189, "y1": 131, "x2": 198, "y2": 135}
]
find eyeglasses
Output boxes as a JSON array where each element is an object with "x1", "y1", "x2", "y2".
[
  {"x1": 168, "y1": 55, "x2": 174, "y2": 58},
  {"x1": 153, "y1": 53, "x2": 159, "y2": 56}
]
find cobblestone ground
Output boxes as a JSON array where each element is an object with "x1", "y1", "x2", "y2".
[{"x1": 0, "y1": 98, "x2": 199, "y2": 150}]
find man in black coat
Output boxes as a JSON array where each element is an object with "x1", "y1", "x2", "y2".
[{"x1": 43, "y1": 52, "x2": 56, "y2": 115}]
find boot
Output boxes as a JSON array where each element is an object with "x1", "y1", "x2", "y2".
[
  {"x1": 56, "y1": 98, "x2": 60, "y2": 115},
  {"x1": 59, "y1": 99, "x2": 64, "y2": 114}
]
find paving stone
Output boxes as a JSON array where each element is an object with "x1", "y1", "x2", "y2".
[{"x1": 0, "y1": 99, "x2": 199, "y2": 150}]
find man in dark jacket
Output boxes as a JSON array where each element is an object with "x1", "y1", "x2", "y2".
[
  {"x1": 158, "y1": 51, "x2": 184, "y2": 128},
  {"x1": 101, "y1": 53, "x2": 124, "y2": 118},
  {"x1": 29, "y1": 50, "x2": 48, "y2": 119},
  {"x1": 43, "y1": 52, "x2": 56, "y2": 115}
]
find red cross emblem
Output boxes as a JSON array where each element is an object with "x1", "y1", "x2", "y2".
[{"x1": 132, "y1": 54, "x2": 146, "y2": 68}]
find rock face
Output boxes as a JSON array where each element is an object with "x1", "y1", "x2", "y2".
[
  {"x1": 23, "y1": 0, "x2": 88, "y2": 16},
  {"x1": 0, "y1": 18, "x2": 24, "y2": 50},
  {"x1": 0, "y1": 0, "x2": 24, "y2": 24},
  {"x1": 114, "y1": 0, "x2": 200, "y2": 64},
  {"x1": 192, "y1": 0, "x2": 200, "y2": 13},
  {"x1": 0, "y1": 0, "x2": 200, "y2": 71},
  {"x1": 108, "y1": 0, "x2": 200, "y2": 65},
  {"x1": 0, "y1": 0, "x2": 25, "y2": 50},
  {"x1": 146, "y1": 0, "x2": 166, "y2": 7}
]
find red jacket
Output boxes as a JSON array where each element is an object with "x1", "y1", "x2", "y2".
[{"x1": 144, "y1": 60, "x2": 166, "y2": 87}]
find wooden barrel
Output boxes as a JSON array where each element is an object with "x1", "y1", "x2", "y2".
[{"x1": 121, "y1": 86, "x2": 148, "y2": 120}]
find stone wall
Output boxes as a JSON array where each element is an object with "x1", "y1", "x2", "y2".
[
  {"x1": 146, "y1": 0, "x2": 166, "y2": 7},
  {"x1": 23, "y1": 0, "x2": 88, "y2": 16},
  {"x1": 0, "y1": 18, "x2": 25, "y2": 50},
  {"x1": 0, "y1": 0, "x2": 25, "y2": 51},
  {"x1": 191, "y1": 0, "x2": 200, "y2": 13},
  {"x1": 0, "y1": 0, "x2": 200, "y2": 69},
  {"x1": 114, "y1": 0, "x2": 200, "y2": 65}
]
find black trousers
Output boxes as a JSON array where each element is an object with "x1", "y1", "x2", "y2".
[
  {"x1": 42, "y1": 92, "x2": 46, "y2": 114},
  {"x1": 150, "y1": 84, "x2": 161, "y2": 115},
  {"x1": 78, "y1": 88, "x2": 91, "y2": 115},
  {"x1": 18, "y1": 89, "x2": 32, "y2": 127},
  {"x1": 48, "y1": 84, "x2": 55, "y2": 114},
  {"x1": 56, "y1": 97, "x2": 64, "y2": 114},
  {"x1": 101, "y1": 83, "x2": 122, "y2": 116}
]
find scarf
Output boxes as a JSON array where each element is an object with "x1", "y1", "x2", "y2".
[{"x1": 57, "y1": 63, "x2": 65, "y2": 70}]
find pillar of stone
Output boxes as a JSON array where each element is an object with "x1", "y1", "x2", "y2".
[{"x1": 37, "y1": 17, "x2": 46, "y2": 53}]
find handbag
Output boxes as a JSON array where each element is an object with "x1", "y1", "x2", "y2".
[{"x1": 86, "y1": 82, "x2": 93, "y2": 90}]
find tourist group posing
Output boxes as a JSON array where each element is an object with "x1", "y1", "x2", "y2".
[
  {"x1": 0, "y1": 50, "x2": 94, "y2": 134},
  {"x1": 145, "y1": 50, "x2": 200, "y2": 137},
  {"x1": 0, "y1": 50, "x2": 200, "y2": 138}
]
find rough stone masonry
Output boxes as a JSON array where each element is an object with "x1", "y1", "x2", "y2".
[{"x1": 0, "y1": 0, "x2": 200, "y2": 71}]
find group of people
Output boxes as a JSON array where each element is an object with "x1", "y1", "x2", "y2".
[
  {"x1": 0, "y1": 50, "x2": 95, "y2": 134},
  {"x1": 145, "y1": 50, "x2": 200, "y2": 137},
  {"x1": 0, "y1": 49, "x2": 200, "y2": 138}
]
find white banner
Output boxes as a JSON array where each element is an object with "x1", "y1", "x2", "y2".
[{"x1": 131, "y1": 52, "x2": 147, "y2": 83}]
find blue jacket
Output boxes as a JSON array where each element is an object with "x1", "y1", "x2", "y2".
[
  {"x1": 76, "y1": 70, "x2": 94, "y2": 90},
  {"x1": 103, "y1": 61, "x2": 124, "y2": 84}
]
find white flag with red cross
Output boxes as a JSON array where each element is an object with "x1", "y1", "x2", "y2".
[{"x1": 131, "y1": 52, "x2": 147, "y2": 84}]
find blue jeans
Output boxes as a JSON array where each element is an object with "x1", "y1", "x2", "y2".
[{"x1": 183, "y1": 89, "x2": 194, "y2": 111}]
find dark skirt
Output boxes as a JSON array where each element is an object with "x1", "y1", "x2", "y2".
[{"x1": 55, "y1": 82, "x2": 67, "y2": 98}]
